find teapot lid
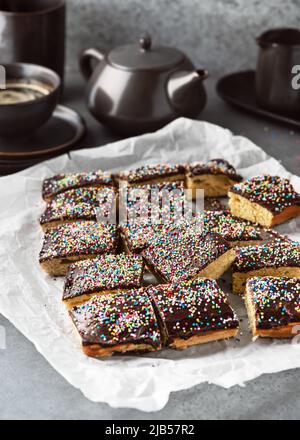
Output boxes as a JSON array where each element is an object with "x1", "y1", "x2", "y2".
[{"x1": 108, "y1": 35, "x2": 185, "y2": 71}]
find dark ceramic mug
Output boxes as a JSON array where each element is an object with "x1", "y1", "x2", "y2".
[
  {"x1": 256, "y1": 28, "x2": 300, "y2": 114},
  {"x1": 0, "y1": 63, "x2": 61, "y2": 137},
  {"x1": 0, "y1": 0, "x2": 66, "y2": 82}
]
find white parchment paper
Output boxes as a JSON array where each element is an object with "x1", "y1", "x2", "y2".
[{"x1": 0, "y1": 118, "x2": 299, "y2": 412}]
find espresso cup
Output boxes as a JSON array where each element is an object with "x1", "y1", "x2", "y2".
[
  {"x1": 256, "y1": 28, "x2": 300, "y2": 114},
  {"x1": 0, "y1": 0, "x2": 66, "y2": 82},
  {"x1": 0, "y1": 63, "x2": 61, "y2": 137}
]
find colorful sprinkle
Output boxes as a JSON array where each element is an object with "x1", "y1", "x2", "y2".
[
  {"x1": 233, "y1": 240, "x2": 300, "y2": 272},
  {"x1": 69, "y1": 288, "x2": 162, "y2": 349},
  {"x1": 247, "y1": 277, "x2": 300, "y2": 329},
  {"x1": 40, "y1": 187, "x2": 116, "y2": 226},
  {"x1": 142, "y1": 231, "x2": 231, "y2": 283},
  {"x1": 197, "y1": 210, "x2": 276, "y2": 243},
  {"x1": 63, "y1": 254, "x2": 144, "y2": 300},
  {"x1": 186, "y1": 159, "x2": 242, "y2": 181},
  {"x1": 117, "y1": 164, "x2": 185, "y2": 184},
  {"x1": 204, "y1": 198, "x2": 227, "y2": 211},
  {"x1": 121, "y1": 220, "x2": 190, "y2": 253},
  {"x1": 119, "y1": 181, "x2": 192, "y2": 226},
  {"x1": 149, "y1": 278, "x2": 239, "y2": 343},
  {"x1": 39, "y1": 221, "x2": 118, "y2": 262},
  {"x1": 42, "y1": 170, "x2": 113, "y2": 200},
  {"x1": 231, "y1": 175, "x2": 300, "y2": 213}
]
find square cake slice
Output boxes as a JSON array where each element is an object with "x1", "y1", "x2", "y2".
[
  {"x1": 232, "y1": 240, "x2": 300, "y2": 294},
  {"x1": 120, "y1": 221, "x2": 165, "y2": 254},
  {"x1": 40, "y1": 186, "x2": 116, "y2": 231},
  {"x1": 119, "y1": 181, "x2": 191, "y2": 226},
  {"x1": 63, "y1": 254, "x2": 144, "y2": 308},
  {"x1": 245, "y1": 277, "x2": 300, "y2": 338},
  {"x1": 116, "y1": 164, "x2": 186, "y2": 186},
  {"x1": 69, "y1": 289, "x2": 162, "y2": 358},
  {"x1": 142, "y1": 231, "x2": 235, "y2": 283},
  {"x1": 198, "y1": 210, "x2": 278, "y2": 247},
  {"x1": 42, "y1": 170, "x2": 113, "y2": 201},
  {"x1": 120, "y1": 218, "x2": 191, "y2": 254},
  {"x1": 148, "y1": 278, "x2": 239, "y2": 349},
  {"x1": 39, "y1": 221, "x2": 118, "y2": 276},
  {"x1": 185, "y1": 159, "x2": 242, "y2": 199},
  {"x1": 228, "y1": 175, "x2": 300, "y2": 227}
]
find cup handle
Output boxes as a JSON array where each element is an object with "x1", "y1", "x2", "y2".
[{"x1": 80, "y1": 48, "x2": 104, "y2": 81}]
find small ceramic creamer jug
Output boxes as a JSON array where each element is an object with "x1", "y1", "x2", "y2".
[{"x1": 256, "y1": 28, "x2": 300, "y2": 114}]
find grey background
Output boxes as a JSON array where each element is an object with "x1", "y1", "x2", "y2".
[
  {"x1": 1, "y1": 314, "x2": 299, "y2": 419},
  {"x1": 67, "y1": 0, "x2": 300, "y2": 76}
]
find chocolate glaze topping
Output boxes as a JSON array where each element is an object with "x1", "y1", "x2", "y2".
[
  {"x1": 233, "y1": 240, "x2": 300, "y2": 272},
  {"x1": 230, "y1": 175, "x2": 300, "y2": 214},
  {"x1": 121, "y1": 220, "x2": 189, "y2": 253},
  {"x1": 122, "y1": 210, "x2": 278, "y2": 254},
  {"x1": 42, "y1": 170, "x2": 113, "y2": 200},
  {"x1": 39, "y1": 221, "x2": 118, "y2": 262},
  {"x1": 40, "y1": 187, "x2": 116, "y2": 226},
  {"x1": 117, "y1": 164, "x2": 185, "y2": 183},
  {"x1": 186, "y1": 159, "x2": 242, "y2": 181},
  {"x1": 120, "y1": 181, "x2": 191, "y2": 226},
  {"x1": 198, "y1": 210, "x2": 277, "y2": 243},
  {"x1": 142, "y1": 232, "x2": 231, "y2": 283},
  {"x1": 69, "y1": 289, "x2": 162, "y2": 349},
  {"x1": 63, "y1": 254, "x2": 144, "y2": 300},
  {"x1": 148, "y1": 278, "x2": 239, "y2": 343},
  {"x1": 247, "y1": 277, "x2": 300, "y2": 329}
]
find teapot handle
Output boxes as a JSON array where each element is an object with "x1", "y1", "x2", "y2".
[{"x1": 80, "y1": 48, "x2": 104, "y2": 81}]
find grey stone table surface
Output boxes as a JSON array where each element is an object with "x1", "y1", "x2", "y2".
[{"x1": 0, "y1": 72, "x2": 300, "y2": 420}]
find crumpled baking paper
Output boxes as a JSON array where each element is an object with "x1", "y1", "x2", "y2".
[{"x1": 0, "y1": 118, "x2": 299, "y2": 412}]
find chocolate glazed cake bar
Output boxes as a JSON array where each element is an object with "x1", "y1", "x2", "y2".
[
  {"x1": 39, "y1": 221, "x2": 118, "y2": 276},
  {"x1": 142, "y1": 231, "x2": 235, "y2": 283},
  {"x1": 69, "y1": 289, "x2": 162, "y2": 358},
  {"x1": 116, "y1": 164, "x2": 186, "y2": 186},
  {"x1": 228, "y1": 175, "x2": 300, "y2": 227},
  {"x1": 120, "y1": 220, "x2": 190, "y2": 254},
  {"x1": 148, "y1": 279, "x2": 239, "y2": 349},
  {"x1": 185, "y1": 159, "x2": 242, "y2": 199},
  {"x1": 42, "y1": 170, "x2": 114, "y2": 201},
  {"x1": 245, "y1": 277, "x2": 300, "y2": 338},
  {"x1": 232, "y1": 240, "x2": 300, "y2": 294},
  {"x1": 40, "y1": 186, "x2": 116, "y2": 231},
  {"x1": 63, "y1": 254, "x2": 144, "y2": 308},
  {"x1": 199, "y1": 210, "x2": 278, "y2": 247},
  {"x1": 119, "y1": 181, "x2": 191, "y2": 227},
  {"x1": 121, "y1": 209, "x2": 270, "y2": 255}
]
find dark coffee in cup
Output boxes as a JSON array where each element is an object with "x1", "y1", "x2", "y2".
[
  {"x1": 0, "y1": 79, "x2": 53, "y2": 105},
  {"x1": 0, "y1": 63, "x2": 60, "y2": 138}
]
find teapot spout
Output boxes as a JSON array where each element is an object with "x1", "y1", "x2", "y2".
[{"x1": 167, "y1": 69, "x2": 208, "y2": 115}]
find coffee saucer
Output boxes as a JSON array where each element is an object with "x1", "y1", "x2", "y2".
[
  {"x1": 0, "y1": 105, "x2": 86, "y2": 159},
  {"x1": 217, "y1": 71, "x2": 300, "y2": 129}
]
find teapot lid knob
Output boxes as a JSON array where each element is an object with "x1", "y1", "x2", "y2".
[
  {"x1": 108, "y1": 34, "x2": 184, "y2": 71},
  {"x1": 139, "y1": 34, "x2": 152, "y2": 51}
]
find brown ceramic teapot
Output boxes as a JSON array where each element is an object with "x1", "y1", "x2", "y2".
[{"x1": 80, "y1": 35, "x2": 208, "y2": 135}]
